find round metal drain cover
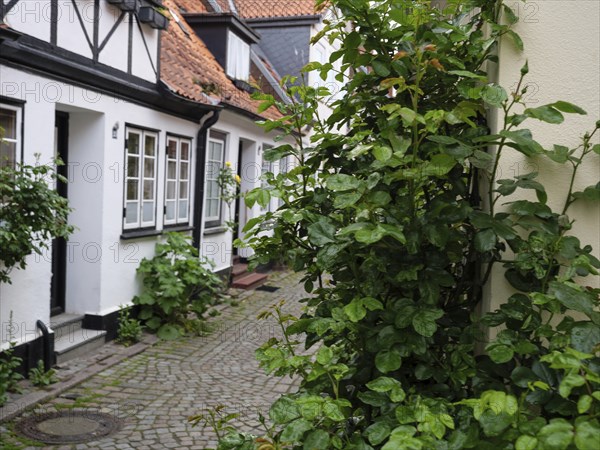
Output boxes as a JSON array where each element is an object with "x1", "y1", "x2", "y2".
[{"x1": 15, "y1": 411, "x2": 122, "y2": 444}]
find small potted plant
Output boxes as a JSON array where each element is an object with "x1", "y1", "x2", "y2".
[
  {"x1": 138, "y1": 6, "x2": 169, "y2": 30},
  {"x1": 107, "y1": 0, "x2": 140, "y2": 13}
]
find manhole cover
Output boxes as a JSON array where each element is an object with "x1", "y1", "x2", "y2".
[{"x1": 15, "y1": 411, "x2": 122, "y2": 444}]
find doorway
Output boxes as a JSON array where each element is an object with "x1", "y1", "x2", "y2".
[{"x1": 50, "y1": 112, "x2": 69, "y2": 316}]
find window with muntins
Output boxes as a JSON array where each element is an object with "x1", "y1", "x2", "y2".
[
  {"x1": 204, "y1": 133, "x2": 225, "y2": 227},
  {"x1": 226, "y1": 31, "x2": 250, "y2": 81},
  {"x1": 0, "y1": 105, "x2": 21, "y2": 169},
  {"x1": 165, "y1": 136, "x2": 192, "y2": 226},
  {"x1": 124, "y1": 128, "x2": 158, "y2": 230}
]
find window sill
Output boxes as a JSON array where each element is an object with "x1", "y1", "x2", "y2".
[
  {"x1": 120, "y1": 229, "x2": 162, "y2": 240},
  {"x1": 163, "y1": 224, "x2": 194, "y2": 233},
  {"x1": 203, "y1": 226, "x2": 228, "y2": 236}
]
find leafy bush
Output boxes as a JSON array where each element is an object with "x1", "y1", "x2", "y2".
[
  {"x1": 0, "y1": 313, "x2": 24, "y2": 406},
  {"x1": 0, "y1": 156, "x2": 73, "y2": 284},
  {"x1": 211, "y1": 0, "x2": 600, "y2": 448},
  {"x1": 116, "y1": 306, "x2": 144, "y2": 346},
  {"x1": 28, "y1": 360, "x2": 58, "y2": 387},
  {"x1": 133, "y1": 232, "x2": 225, "y2": 340}
]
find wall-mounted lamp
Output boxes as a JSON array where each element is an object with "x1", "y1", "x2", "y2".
[{"x1": 112, "y1": 122, "x2": 119, "y2": 139}]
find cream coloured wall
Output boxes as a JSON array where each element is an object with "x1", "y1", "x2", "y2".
[{"x1": 484, "y1": 1, "x2": 600, "y2": 315}]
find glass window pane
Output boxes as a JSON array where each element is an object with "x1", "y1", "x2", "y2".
[
  {"x1": 181, "y1": 142, "x2": 190, "y2": 160},
  {"x1": 143, "y1": 180, "x2": 154, "y2": 200},
  {"x1": 178, "y1": 200, "x2": 188, "y2": 219},
  {"x1": 168, "y1": 161, "x2": 176, "y2": 179},
  {"x1": 210, "y1": 180, "x2": 218, "y2": 198},
  {"x1": 0, "y1": 109, "x2": 16, "y2": 139},
  {"x1": 167, "y1": 181, "x2": 176, "y2": 199},
  {"x1": 180, "y1": 162, "x2": 188, "y2": 180},
  {"x1": 210, "y1": 200, "x2": 219, "y2": 218},
  {"x1": 142, "y1": 201, "x2": 154, "y2": 222},
  {"x1": 144, "y1": 158, "x2": 154, "y2": 178},
  {"x1": 179, "y1": 181, "x2": 188, "y2": 199},
  {"x1": 166, "y1": 201, "x2": 176, "y2": 220},
  {"x1": 125, "y1": 202, "x2": 138, "y2": 223},
  {"x1": 167, "y1": 139, "x2": 177, "y2": 159},
  {"x1": 127, "y1": 132, "x2": 140, "y2": 154},
  {"x1": 0, "y1": 141, "x2": 16, "y2": 169},
  {"x1": 144, "y1": 135, "x2": 156, "y2": 156},
  {"x1": 127, "y1": 180, "x2": 139, "y2": 200},
  {"x1": 127, "y1": 155, "x2": 139, "y2": 178}
]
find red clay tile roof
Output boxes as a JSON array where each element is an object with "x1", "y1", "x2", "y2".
[
  {"x1": 160, "y1": 0, "x2": 283, "y2": 120},
  {"x1": 235, "y1": 0, "x2": 318, "y2": 19},
  {"x1": 175, "y1": 0, "x2": 320, "y2": 19}
]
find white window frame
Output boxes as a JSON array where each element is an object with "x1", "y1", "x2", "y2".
[
  {"x1": 226, "y1": 31, "x2": 250, "y2": 81},
  {"x1": 123, "y1": 127, "x2": 158, "y2": 230},
  {"x1": 204, "y1": 135, "x2": 226, "y2": 227},
  {"x1": 0, "y1": 103, "x2": 22, "y2": 169},
  {"x1": 164, "y1": 135, "x2": 193, "y2": 226}
]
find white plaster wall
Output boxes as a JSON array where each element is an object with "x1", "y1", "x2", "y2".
[
  {"x1": 99, "y1": 107, "x2": 200, "y2": 314},
  {"x1": 64, "y1": 111, "x2": 105, "y2": 314},
  {"x1": 55, "y1": 0, "x2": 95, "y2": 59},
  {"x1": 485, "y1": 2, "x2": 600, "y2": 314},
  {"x1": 97, "y1": 4, "x2": 130, "y2": 73},
  {"x1": 131, "y1": 16, "x2": 159, "y2": 82},
  {"x1": 0, "y1": 66, "x2": 202, "y2": 334},
  {"x1": 0, "y1": 70, "x2": 56, "y2": 348},
  {"x1": 4, "y1": 0, "x2": 51, "y2": 43}
]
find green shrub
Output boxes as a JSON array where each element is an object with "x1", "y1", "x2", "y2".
[
  {"x1": 0, "y1": 155, "x2": 73, "y2": 284},
  {"x1": 0, "y1": 313, "x2": 24, "y2": 406},
  {"x1": 28, "y1": 360, "x2": 58, "y2": 387},
  {"x1": 133, "y1": 232, "x2": 225, "y2": 340},
  {"x1": 116, "y1": 306, "x2": 143, "y2": 346},
  {"x1": 210, "y1": 0, "x2": 600, "y2": 448}
]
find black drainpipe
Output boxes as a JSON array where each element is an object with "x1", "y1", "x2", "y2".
[{"x1": 193, "y1": 110, "x2": 221, "y2": 248}]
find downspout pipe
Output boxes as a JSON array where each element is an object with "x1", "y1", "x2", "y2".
[{"x1": 193, "y1": 110, "x2": 221, "y2": 248}]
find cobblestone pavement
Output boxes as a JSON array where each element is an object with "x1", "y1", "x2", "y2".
[{"x1": 1, "y1": 270, "x2": 308, "y2": 449}]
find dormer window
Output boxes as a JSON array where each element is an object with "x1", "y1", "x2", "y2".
[{"x1": 226, "y1": 31, "x2": 250, "y2": 81}]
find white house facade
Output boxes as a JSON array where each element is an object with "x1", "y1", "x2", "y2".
[{"x1": 0, "y1": 0, "x2": 300, "y2": 372}]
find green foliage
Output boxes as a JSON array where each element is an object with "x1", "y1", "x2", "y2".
[
  {"x1": 28, "y1": 360, "x2": 58, "y2": 387},
  {"x1": 218, "y1": 161, "x2": 241, "y2": 232},
  {"x1": 0, "y1": 313, "x2": 24, "y2": 406},
  {"x1": 0, "y1": 155, "x2": 73, "y2": 284},
  {"x1": 117, "y1": 305, "x2": 144, "y2": 346},
  {"x1": 133, "y1": 232, "x2": 225, "y2": 340},
  {"x1": 208, "y1": 0, "x2": 600, "y2": 448}
]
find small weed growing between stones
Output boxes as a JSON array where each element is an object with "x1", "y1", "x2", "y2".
[
  {"x1": 28, "y1": 361, "x2": 58, "y2": 387},
  {"x1": 117, "y1": 305, "x2": 144, "y2": 346}
]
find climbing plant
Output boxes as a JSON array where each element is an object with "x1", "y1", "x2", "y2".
[{"x1": 199, "y1": 0, "x2": 600, "y2": 448}]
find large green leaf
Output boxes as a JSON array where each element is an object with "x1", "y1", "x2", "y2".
[
  {"x1": 307, "y1": 221, "x2": 337, "y2": 246},
  {"x1": 375, "y1": 348, "x2": 402, "y2": 373},
  {"x1": 412, "y1": 309, "x2": 443, "y2": 337},
  {"x1": 524, "y1": 105, "x2": 565, "y2": 124},
  {"x1": 270, "y1": 396, "x2": 300, "y2": 424},
  {"x1": 327, "y1": 173, "x2": 361, "y2": 191},
  {"x1": 549, "y1": 281, "x2": 596, "y2": 315},
  {"x1": 304, "y1": 430, "x2": 330, "y2": 450},
  {"x1": 366, "y1": 422, "x2": 392, "y2": 446},
  {"x1": 570, "y1": 322, "x2": 600, "y2": 353},
  {"x1": 482, "y1": 84, "x2": 508, "y2": 107},
  {"x1": 280, "y1": 419, "x2": 313, "y2": 444},
  {"x1": 157, "y1": 324, "x2": 181, "y2": 340}
]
